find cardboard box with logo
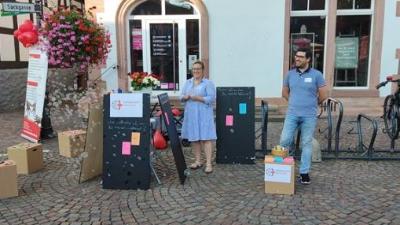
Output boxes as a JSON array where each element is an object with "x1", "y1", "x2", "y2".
[
  {"x1": 265, "y1": 156, "x2": 295, "y2": 195},
  {"x1": 58, "y1": 130, "x2": 86, "y2": 158},
  {"x1": 0, "y1": 160, "x2": 18, "y2": 199},
  {"x1": 7, "y1": 143, "x2": 43, "y2": 174}
]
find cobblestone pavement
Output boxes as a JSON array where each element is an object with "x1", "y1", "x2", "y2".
[{"x1": 1, "y1": 111, "x2": 400, "y2": 225}]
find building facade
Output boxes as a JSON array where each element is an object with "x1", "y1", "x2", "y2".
[{"x1": 1, "y1": 0, "x2": 400, "y2": 111}]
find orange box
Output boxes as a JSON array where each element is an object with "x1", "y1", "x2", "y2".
[
  {"x1": 0, "y1": 160, "x2": 18, "y2": 199},
  {"x1": 58, "y1": 130, "x2": 86, "y2": 158},
  {"x1": 265, "y1": 158, "x2": 295, "y2": 195},
  {"x1": 7, "y1": 143, "x2": 43, "y2": 174}
]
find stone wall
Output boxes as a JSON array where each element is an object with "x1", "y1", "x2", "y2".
[
  {"x1": 0, "y1": 68, "x2": 76, "y2": 112},
  {"x1": 0, "y1": 69, "x2": 27, "y2": 112}
]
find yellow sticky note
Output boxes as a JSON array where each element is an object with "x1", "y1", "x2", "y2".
[{"x1": 131, "y1": 132, "x2": 140, "y2": 146}]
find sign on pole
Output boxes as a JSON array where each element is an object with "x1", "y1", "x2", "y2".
[{"x1": 0, "y1": 2, "x2": 36, "y2": 13}]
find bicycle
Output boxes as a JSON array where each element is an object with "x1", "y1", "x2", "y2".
[{"x1": 376, "y1": 76, "x2": 400, "y2": 140}]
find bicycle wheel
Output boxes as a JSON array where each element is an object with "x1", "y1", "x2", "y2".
[{"x1": 383, "y1": 95, "x2": 400, "y2": 139}]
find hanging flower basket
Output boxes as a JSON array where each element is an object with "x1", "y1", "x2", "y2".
[{"x1": 40, "y1": 7, "x2": 111, "y2": 71}]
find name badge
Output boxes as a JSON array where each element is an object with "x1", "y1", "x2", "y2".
[{"x1": 304, "y1": 78, "x2": 312, "y2": 83}]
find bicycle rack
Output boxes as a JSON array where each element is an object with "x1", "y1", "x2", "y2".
[
  {"x1": 296, "y1": 98, "x2": 344, "y2": 159},
  {"x1": 356, "y1": 114, "x2": 377, "y2": 160},
  {"x1": 255, "y1": 100, "x2": 268, "y2": 158}
]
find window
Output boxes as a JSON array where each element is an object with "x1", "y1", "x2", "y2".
[
  {"x1": 290, "y1": 1, "x2": 327, "y2": 73},
  {"x1": 290, "y1": 17, "x2": 326, "y2": 73},
  {"x1": 292, "y1": 0, "x2": 326, "y2": 11},
  {"x1": 334, "y1": 0, "x2": 373, "y2": 87},
  {"x1": 186, "y1": 19, "x2": 199, "y2": 79},
  {"x1": 131, "y1": 0, "x2": 161, "y2": 15},
  {"x1": 337, "y1": 0, "x2": 371, "y2": 10},
  {"x1": 129, "y1": 20, "x2": 143, "y2": 73},
  {"x1": 334, "y1": 15, "x2": 371, "y2": 87},
  {"x1": 166, "y1": 0, "x2": 195, "y2": 15},
  {"x1": 131, "y1": 0, "x2": 197, "y2": 16}
]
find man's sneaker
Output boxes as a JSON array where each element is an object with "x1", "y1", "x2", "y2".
[{"x1": 299, "y1": 174, "x2": 311, "y2": 185}]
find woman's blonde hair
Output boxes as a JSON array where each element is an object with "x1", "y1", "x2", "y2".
[{"x1": 193, "y1": 60, "x2": 205, "y2": 70}]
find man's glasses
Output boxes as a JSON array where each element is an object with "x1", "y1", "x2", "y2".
[
  {"x1": 295, "y1": 55, "x2": 306, "y2": 59},
  {"x1": 192, "y1": 68, "x2": 203, "y2": 71}
]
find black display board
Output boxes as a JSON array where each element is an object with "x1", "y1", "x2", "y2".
[
  {"x1": 216, "y1": 87, "x2": 255, "y2": 164},
  {"x1": 157, "y1": 93, "x2": 187, "y2": 184},
  {"x1": 103, "y1": 93, "x2": 150, "y2": 189}
]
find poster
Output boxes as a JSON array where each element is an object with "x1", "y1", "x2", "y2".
[
  {"x1": 150, "y1": 24, "x2": 173, "y2": 56},
  {"x1": 264, "y1": 164, "x2": 292, "y2": 183},
  {"x1": 335, "y1": 37, "x2": 359, "y2": 69},
  {"x1": 21, "y1": 48, "x2": 48, "y2": 142},
  {"x1": 110, "y1": 93, "x2": 143, "y2": 118},
  {"x1": 132, "y1": 28, "x2": 142, "y2": 50}
]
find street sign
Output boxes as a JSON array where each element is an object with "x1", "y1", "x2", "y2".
[
  {"x1": 0, "y1": 2, "x2": 37, "y2": 13},
  {"x1": 0, "y1": 11, "x2": 29, "y2": 17}
]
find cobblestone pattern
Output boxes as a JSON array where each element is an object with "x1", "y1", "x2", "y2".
[{"x1": 1, "y1": 111, "x2": 400, "y2": 224}]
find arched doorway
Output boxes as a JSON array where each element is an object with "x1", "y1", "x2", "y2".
[{"x1": 116, "y1": 0, "x2": 208, "y2": 96}]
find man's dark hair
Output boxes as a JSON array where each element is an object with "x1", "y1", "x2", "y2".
[{"x1": 296, "y1": 48, "x2": 312, "y2": 59}]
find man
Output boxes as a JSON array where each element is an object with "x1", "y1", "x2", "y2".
[{"x1": 280, "y1": 47, "x2": 328, "y2": 185}]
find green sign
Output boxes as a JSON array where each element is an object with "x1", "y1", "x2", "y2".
[
  {"x1": 335, "y1": 37, "x2": 359, "y2": 69},
  {"x1": 0, "y1": 11, "x2": 29, "y2": 17}
]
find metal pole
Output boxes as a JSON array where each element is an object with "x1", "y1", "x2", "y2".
[{"x1": 35, "y1": 0, "x2": 42, "y2": 28}]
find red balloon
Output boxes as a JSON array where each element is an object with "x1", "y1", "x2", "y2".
[
  {"x1": 25, "y1": 31, "x2": 38, "y2": 44},
  {"x1": 18, "y1": 31, "x2": 38, "y2": 47},
  {"x1": 153, "y1": 130, "x2": 167, "y2": 150},
  {"x1": 14, "y1": 20, "x2": 38, "y2": 48},
  {"x1": 19, "y1": 20, "x2": 34, "y2": 33}
]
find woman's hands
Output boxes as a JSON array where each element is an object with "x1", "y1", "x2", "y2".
[{"x1": 183, "y1": 95, "x2": 204, "y2": 102}]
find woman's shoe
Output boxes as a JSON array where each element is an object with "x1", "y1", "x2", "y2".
[
  {"x1": 189, "y1": 162, "x2": 202, "y2": 170},
  {"x1": 204, "y1": 164, "x2": 213, "y2": 174}
]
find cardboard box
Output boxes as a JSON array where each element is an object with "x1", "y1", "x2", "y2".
[
  {"x1": 7, "y1": 143, "x2": 43, "y2": 174},
  {"x1": 0, "y1": 160, "x2": 18, "y2": 199},
  {"x1": 265, "y1": 159, "x2": 295, "y2": 195},
  {"x1": 58, "y1": 130, "x2": 86, "y2": 158}
]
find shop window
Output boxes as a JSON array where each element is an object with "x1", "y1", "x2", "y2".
[
  {"x1": 289, "y1": 16, "x2": 326, "y2": 73},
  {"x1": 309, "y1": 0, "x2": 325, "y2": 10},
  {"x1": 292, "y1": 0, "x2": 326, "y2": 11},
  {"x1": 186, "y1": 19, "x2": 199, "y2": 79},
  {"x1": 166, "y1": 0, "x2": 195, "y2": 15},
  {"x1": 129, "y1": 20, "x2": 143, "y2": 73},
  {"x1": 334, "y1": 15, "x2": 371, "y2": 87},
  {"x1": 131, "y1": 0, "x2": 161, "y2": 15},
  {"x1": 292, "y1": 0, "x2": 307, "y2": 10},
  {"x1": 338, "y1": 0, "x2": 371, "y2": 10}
]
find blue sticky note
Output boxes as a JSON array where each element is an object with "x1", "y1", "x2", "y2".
[{"x1": 239, "y1": 103, "x2": 247, "y2": 114}]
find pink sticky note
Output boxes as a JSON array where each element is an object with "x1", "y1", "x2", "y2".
[
  {"x1": 122, "y1": 141, "x2": 131, "y2": 155},
  {"x1": 226, "y1": 115, "x2": 233, "y2": 126}
]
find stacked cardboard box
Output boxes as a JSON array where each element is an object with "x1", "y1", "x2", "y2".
[
  {"x1": 58, "y1": 130, "x2": 86, "y2": 158},
  {"x1": 264, "y1": 153, "x2": 295, "y2": 195},
  {"x1": 0, "y1": 160, "x2": 18, "y2": 199},
  {"x1": 7, "y1": 143, "x2": 43, "y2": 174}
]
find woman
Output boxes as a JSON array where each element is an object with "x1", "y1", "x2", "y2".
[{"x1": 180, "y1": 60, "x2": 217, "y2": 174}]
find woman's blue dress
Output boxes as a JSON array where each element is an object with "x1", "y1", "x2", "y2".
[{"x1": 180, "y1": 78, "x2": 217, "y2": 142}]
